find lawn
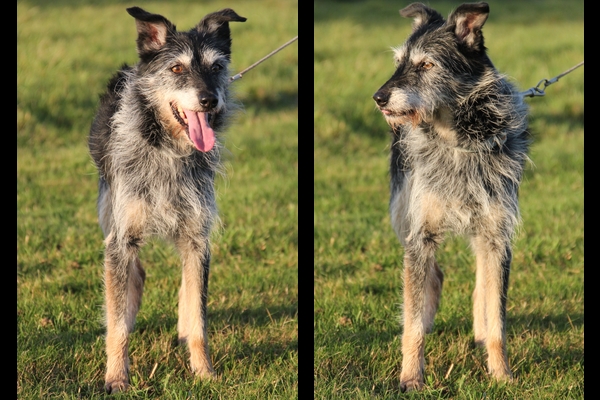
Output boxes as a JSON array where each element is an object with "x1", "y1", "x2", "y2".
[
  {"x1": 314, "y1": 1, "x2": 583, "y2": 398},
  {"x1": 17, "y1": 1, "x2": 298, "y2": 398}
]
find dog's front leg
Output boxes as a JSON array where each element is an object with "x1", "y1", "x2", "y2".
[
  {"x1": 400, "y1": 232, "x2": 440, "y2": 392},
  {"x1": 472, "y1": 235, "x2": 512, "y2": 381},
  {"x1": 103, "y1": 232, "x2": 139, "y2": 393},
  {"x1": 177, "y1": 237, "x2": 215, "y2": 379}
]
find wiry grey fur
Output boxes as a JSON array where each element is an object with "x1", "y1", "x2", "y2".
[
  {"x1": 88, "y1": 6, "x2": 246, "y2": 393},
  {"x1": 372, "y1": 2, "x2": 530, "y2": 392}
]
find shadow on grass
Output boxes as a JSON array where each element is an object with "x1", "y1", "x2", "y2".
[
  {"x1": 137, "y1": 303, "x2": 297, "y2": 330},
  {"x1": 239, "y1": 88, "x2": 298, "y2": 113},
  {"x1": 433, "y1": 308, "x2": 583, "y2": 335},
  {"x1": 135, "y1": 303, "x2": 298, "y2": 361},
  {"x1": 212, "y1": 303, "x2": 298, "y2": 326},
  {"x1": 28, "y1": 302, "x2": 297, "y2": 351},
  {"x1": 529, "y1": 108, "x2": 585, "y2": 137}
]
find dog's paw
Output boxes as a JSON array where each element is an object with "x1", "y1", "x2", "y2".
[
  {"x1": 105, "y1": 379, "x2": 129, "y2": 394},
  {"x1": 400, "y1": 377, "x2": 424, "y2": 392},
  {"x1": 192, "y1": 364, "x2": 216, "y2": 380},
  {"x1": 489, "y1": 367, "x2": 513, "y2": 382}
]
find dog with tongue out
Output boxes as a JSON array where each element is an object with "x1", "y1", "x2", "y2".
[{"x1": 88, "y1": 6, "x2": 246, "y2": 394}]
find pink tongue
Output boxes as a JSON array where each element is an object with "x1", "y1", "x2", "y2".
[{"x1": 183, "y1": 109, "x2": 215, "y2": 152}]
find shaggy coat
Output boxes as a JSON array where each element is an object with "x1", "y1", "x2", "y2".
[
  {"x1": 373, "y1": 2, "x2": 530, "y2": 392},
  {"x1": 88, "y1": 7, "x2": 246, "y2": 393}
]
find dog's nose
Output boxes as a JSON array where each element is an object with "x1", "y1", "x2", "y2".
[
  {"x1": 373, "y1": 90, "x2": 389, "y2": 107},
  {"x1": 199, "y1": 92, "x2": 218, "y2": 111}
]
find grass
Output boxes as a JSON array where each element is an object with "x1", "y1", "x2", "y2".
[
  {"x1": 314, "y1": 1, "x2": 583, "y2": 398},
  {"x1": 17, "y1": 0, "x2": 297, "y2": 398}
]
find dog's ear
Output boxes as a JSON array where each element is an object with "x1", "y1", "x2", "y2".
[
  {"x1": 400, "y1": 3, "x2": 444, "y2": 32},
  {"x1": 196, "y1": 9, "x2": 246, "y2": 54},
  {"x1": 127, "y1": 7, "x2": 176, "y2": 55},
  {"x1": 447, "y1": 2, "x2": 489, "y2": 50}
]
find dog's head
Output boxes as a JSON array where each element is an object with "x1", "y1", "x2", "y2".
[
  {"x1": 126, "y1": 7, "x2": 246, "y2": 152},
  {"x1": 373, "y1": 2, "x2": 492, "y2": 128}
]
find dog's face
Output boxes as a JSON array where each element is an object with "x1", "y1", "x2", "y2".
[
  {"x1": 373, "y1": 2, "x2": 491, "y2": 128},
  {"x1": 127, "y1": 7, "x2": 246, "y2": 152}
]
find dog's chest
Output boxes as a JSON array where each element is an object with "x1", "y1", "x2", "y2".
[
  {"x1": 153, "y1": 184, "x2": 212, "y2": 236},
  {"x1": 116, "y1": 157, "x2": 214, "y2": 235}
]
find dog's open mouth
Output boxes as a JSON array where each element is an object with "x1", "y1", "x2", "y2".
[
  {"x1": 380, "y1": 108, "x2": 413, "y2": 117},
  {"x1": 380, "y1": 108, "x2": 420, "y2": 126},
  {"x1": 171, "y1": 102, "x2": 215, "y2": 152}
]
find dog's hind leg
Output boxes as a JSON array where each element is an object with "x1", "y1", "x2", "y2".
[
  {"x1": 472, "y1": 234, "x2": 512, "y2": 381},
  {"x1": 473, "y1": 253, "x2": 488, "y2": 347},
  {"x1": 176, "y1": 235, "x2": 215, "y2": 379},
  {"x1": 423, "y1": 261, "x2": 444, "y2": 334},
  {"x1": 399, "y1": 230, "x2": 441, "y2": 392},
  {"x1": 126, "y1": 257, "x2": 145, "y2": 333}
]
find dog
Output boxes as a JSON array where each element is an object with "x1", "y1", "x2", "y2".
[
  {"x1": 88, "y1": 6, "x2": 246, "y2": 393},
  {"x1": 372, "y1": 2, "x2": 530, "y2": 392}
]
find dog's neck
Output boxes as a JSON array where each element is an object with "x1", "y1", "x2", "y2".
[{"x1": 430, "y1": 107, "x2": 458, "y2": 146}]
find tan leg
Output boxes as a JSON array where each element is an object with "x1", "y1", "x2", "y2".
[
  {"x1": 177, "y1": 281, "x2": 189, "y2": 343},
  {"x1": 399, "y1": 230, "x2": 441, "y2": 392},
  {"x1": 102, "y1": 202, "x2": 146, "y2": 393},
  {"x1": 103, "y1": 233, "x2": 134, "y2": 393},
  {"x1": 423, "y1": 261, "x2": 444, "y2": 334},
  {"x1": 472, "y1": 235, "x2": 512, "y2": 380},
  {"x1": 176, "y1": 238, "x2": 215, "y2": 378},
  {"x1": 399, "y1": 254, "x2": 426, "y2": 392},
  {"x1": 473, "y1": 256, "x2": 487, "y2": 346},
  {"x1": 126, "y1": 257, "x2": 145, "y2": 333}
]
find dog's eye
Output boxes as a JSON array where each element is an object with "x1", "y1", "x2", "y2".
[
  {"x1": 171, "y1": 65, "x2": 184, "y2": 74},
  {"x1": 422, "y1": 61, "x2": 434, "y2": 70},
  {"x1": 211, "y1": 63, "x2": 223, "y2": 72}
]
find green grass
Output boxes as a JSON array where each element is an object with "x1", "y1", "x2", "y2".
[
  {"x1": 17, "y1": 0, "x2": 297, "y2": 398},
  {"x1": 314, "y1": 1, "x2": 583, "y2": 398}
]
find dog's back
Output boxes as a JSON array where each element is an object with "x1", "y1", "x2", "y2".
[
  {"x1": 373, "y1": 2, "x2": 530, "y2": 392},
  {"x1": 89, "y1": 67, "x2": 130, "y2": 181}
]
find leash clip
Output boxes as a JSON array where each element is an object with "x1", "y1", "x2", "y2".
[
  {"x1": 520, "y1": 60, "x2": 583, "y2": 99},
  {"x1": 521, "y1": 79, "x2": 548, "y2": 98},
  {"x1": 229, "y1": 73, "x2": 243, "y2": 82}
]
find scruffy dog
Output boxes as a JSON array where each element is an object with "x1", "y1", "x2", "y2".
[
  {"x1": 88, "y1": 6, "x2": 246, "y2": 393},
  {"x1": 372, "y1": 2, "x2": 530, "y2": 392}
]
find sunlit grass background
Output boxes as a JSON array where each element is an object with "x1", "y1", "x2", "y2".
[{"x1": 314, "y1": 1, "x2": 583, "y2": 398}]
